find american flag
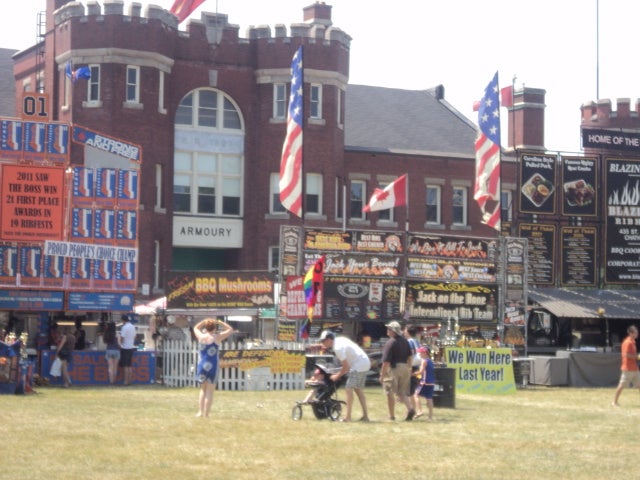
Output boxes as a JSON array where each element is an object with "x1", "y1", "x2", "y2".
[
  {"x1": 279, "y1": 47, "x2": 303, "y2": 218},
  {"x1": 170, "y1": 0, "x2": 206, "y2": 23},
  {"x1": 474, "y1": 72, "x2": 501, "y2": 231}
]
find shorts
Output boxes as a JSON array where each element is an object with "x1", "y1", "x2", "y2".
[
  {"x1": 416, "y1": 384, "x2": 435, "y2": 399},
  {"x1": 345, "y1": 370, "x2": 367, "y2": 389},
  {"x1": 618, "y1": 370, "x2": 640, "y2": 388},
  {"x1": 57, "y1": 350, "x2": 72, "y2": 362},
  {"x1": 106, "y1": 349, "x2": 121, "y2": 361},
  {"x1": 383, "y1": 364, "x2": 411, "y2": 397},
  {"x1": 119, "y1": 348, "x2": 135, "y2": 367}
]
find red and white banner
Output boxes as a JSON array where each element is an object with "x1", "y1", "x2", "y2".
[
  {"x1": 170, "y1": 0, "x2": 206, "y2": 23},
  {"x1": 363, "y1": 174, "x2": 407, "y2": 213}
]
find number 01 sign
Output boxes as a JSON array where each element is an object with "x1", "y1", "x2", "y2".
[{"x1": 21, "y1": 92, "x2": 50, "y2": 121}]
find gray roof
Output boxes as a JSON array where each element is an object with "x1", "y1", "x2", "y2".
[
  {"x1": 528, "y1": 288, "x2": 640, "y2": 319},
  {"x1": 345, "y1": 84, "x2": 478, "y2": 157},
  {"x1": 0, "y1": 48, "x2": 17, "y2": 118}
]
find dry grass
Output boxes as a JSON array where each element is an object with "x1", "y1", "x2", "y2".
[{"x1": 1, "y1": 384, "x2": 638, "y2": 479}]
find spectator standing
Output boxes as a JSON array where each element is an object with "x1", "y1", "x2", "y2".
[
  {"x1": 319, "y1": 330, "x2": 371, "y2": 422},
  {"x1": 56, "y1": 328, "x2": 76, "y2": 388},
  {"x1": 380, "y1": 321, "x2": 415, "y2": 421},
  {"x1": 404, "y1": 324, "x2": 422, "y2": 412},
  {"x1": 103, "y1": 320, "x2": 120, "y2": 385},
  {"x1": 612, "y1": 325, "x2": 640, "y2": 407},
  {"x1": 119, "y1": 314, "x2": 136, "y2": 386},
  {"x1": 414, "y1": 346, "x2": 435, "y2": 420},
  {"x1": 193, "y1": 318, "x2": 234, "y2": 418},
  {"x1": 74, "y1": 319, "x2": 86, "y2": 350}
]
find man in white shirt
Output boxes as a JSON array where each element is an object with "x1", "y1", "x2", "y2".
[
  {"x1": 319, "y1": 330, "x2": 371, "y2": 422},
  {"x1": 119, "y1": 314, "x2": 136, "y2": 386}
]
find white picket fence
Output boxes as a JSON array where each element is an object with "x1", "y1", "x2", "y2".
[{"x1": 161, "y1": 339, "x2": 306, "y2": 391}]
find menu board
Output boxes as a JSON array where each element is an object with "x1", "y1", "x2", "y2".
[
  {"x1": 561, "y1": 156, "x2": 597, "y2": 216},
  {"x1": 518, "y1": 223, "x2": 556, "y2": 285},
  {"x1": 519, "y1": 153, "x2": 557, "y2": 214},
  {"x1": 561, "y1": 226, "x2": 597, "y2": 286},
  {"x1": 605, "y1": 157, "x2": 640, "y2": 284},
  {"x1": 321, "y1": 277, "x2": 401, "y2": 322}
]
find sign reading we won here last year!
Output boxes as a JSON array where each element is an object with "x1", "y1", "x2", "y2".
[{"x1": 445, "y1": 347, "x2": 516, "y2": 394}]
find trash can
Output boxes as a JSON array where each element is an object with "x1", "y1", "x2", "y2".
[
  {"x1": 433, "y1": 367, "x2": 456, "y2": 408},
  {"x1": 513, "y1": 358, "x2": 532, "y2": 388}
]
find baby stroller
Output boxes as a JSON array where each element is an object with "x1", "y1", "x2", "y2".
[{"x1": 291, "y1": 363, "x2": 346, "y2": 421}]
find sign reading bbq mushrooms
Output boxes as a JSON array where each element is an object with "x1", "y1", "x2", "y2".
[{"x1": 166, "y1": 271, "x2": 274, "y2": 309}]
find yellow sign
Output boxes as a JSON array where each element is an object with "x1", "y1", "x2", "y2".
[{"x1": 444, "y1": 347, "x2": 516, "y2": 394}]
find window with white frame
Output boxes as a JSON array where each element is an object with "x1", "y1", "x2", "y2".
[
  {"x1": 350, "y1": 180, "x2": 366, "y2": 220},
  {"x1": 270, "y1": 173, "x2": 286, "y2": 214},
  {"x1": 173, "y1": 88, "x2": 244, "y2": 217},
  {"x1": 273, "y1": 83, "x2": 286, "y2": 119},
  {"x1": 310, "y1": 84, "x2": 322, "y2": 119},
  {"x1": 176, "y1": 89, "x2": 244, "y2": 131},
  {"x1": 452, "y1": 186, "x2": 468, "y2": 226},
  {"x1": 87, "y1": 65, "x2": 100, "y2": 102},
  {"x1": 426, "y1": 185, "x2": 441, "y2": 225},
  {"x1": 305, "y1": 173, "x2": 322, "y2": 215},
  {"x1": 173, "y1": 152, "x2": 242, "y2": 216},
  {"x1": 125, "y1": 66, "x2": 140, "y2": 103}
]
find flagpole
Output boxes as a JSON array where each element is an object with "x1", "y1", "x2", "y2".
[
  {"x1": 300, "y1": 45, "x2": 306, "y2": 223},
  {"x1": 405, "y1": 173, "x2": 410, "y2": 233},
  {"x1": 342, "y1": 177, "x2": 347, "y2": 232}
]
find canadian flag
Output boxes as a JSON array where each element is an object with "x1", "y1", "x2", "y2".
[{"x1": 363, "y1": 174, "x2": 407, "y2": 213}]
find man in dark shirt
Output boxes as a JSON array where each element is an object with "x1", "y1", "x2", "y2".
[{"x1": 379, "y1": 321, "x2": 416, "y2": 421}]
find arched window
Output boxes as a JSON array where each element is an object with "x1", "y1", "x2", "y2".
[{"x1": 173, "y1": 88, "x2": 244, "y2": 217}]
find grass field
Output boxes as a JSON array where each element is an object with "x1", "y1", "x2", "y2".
[{"x1": 1, "y1": 384, "x2": 638, "y2": 480}]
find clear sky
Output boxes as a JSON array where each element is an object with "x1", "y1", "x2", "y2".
[{"x1": 4, "y1": 0, "x2": 640, "y2": 153}]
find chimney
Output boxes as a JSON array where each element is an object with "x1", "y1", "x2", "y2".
[
  {"x1": 303, "y1": 2, "x2": 332, "y2": 27},
  {"x1": 506, "y1": 87, "x2": 546, "y2": 150}
]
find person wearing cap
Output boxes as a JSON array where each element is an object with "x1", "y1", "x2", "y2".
[
  {"x1": 380, "y1": 320, "x2": 416, "y2": 421},
  {"x1": 319, "y1": 330, "x2": 371, "y2": 422},
  {"x1": 414, "y1": 346, "x2": 435, "y2": 420},
  {"x1": 118, "y1": 314, "x2": 136, "y2": 386}
]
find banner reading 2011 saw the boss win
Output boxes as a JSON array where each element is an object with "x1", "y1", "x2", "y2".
[{"x1": 166, "y1": 271, "x2": 275, "y2": 309}]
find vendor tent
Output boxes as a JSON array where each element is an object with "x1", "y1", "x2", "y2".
[
  {"x1": 528, "y1": 288, "x2": 640, "y2": 319},
  {"x1": 134, "y1": 297, "x2": 166, "y2": 315}
]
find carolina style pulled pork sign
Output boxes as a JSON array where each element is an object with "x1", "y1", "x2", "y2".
[{"x1": 166, "y1": 271, "x2": 274, "y2": 309}]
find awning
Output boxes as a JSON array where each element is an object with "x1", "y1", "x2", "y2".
[
  {"x1": 528, "y1": 288, "x2": 640, "y2": 319},
  {"x1": 133, "y1": 296, "x2": 166, "y2": 315}
]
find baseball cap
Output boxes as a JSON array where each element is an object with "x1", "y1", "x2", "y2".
[
  {"x1": 319, "y1": 330, "x2": 335, "y2": 341},
  {"x1": 385, "y1": 321, "x2": 403, "y2": 335}
]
